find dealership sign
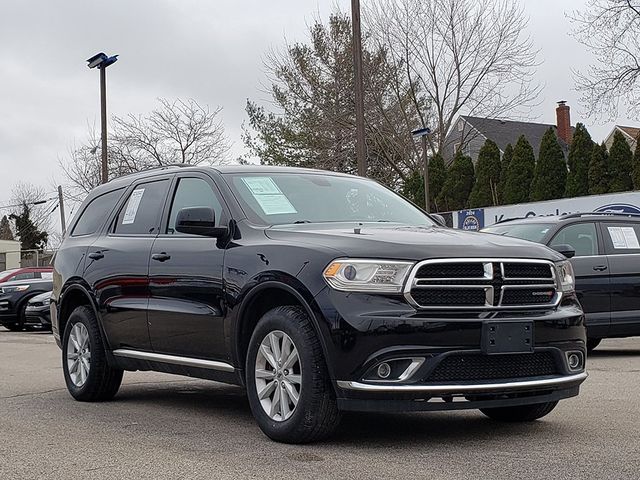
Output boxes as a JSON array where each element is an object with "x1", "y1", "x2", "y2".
[{"x1": 452, "y1": 191, "x2": 640, "y2": 230}]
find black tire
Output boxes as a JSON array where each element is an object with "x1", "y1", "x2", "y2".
[
  {"x1": 2, "y1": 302, "x2": 27, "y2": 331},
  {"x1": 587, "y1": 338, "x2": 602, "y2": 352},
  {"x1": 245, "y1": 305, "x2": 341, "y2": 443},
  {"x1": 62, "y1": 305, "x2": 123, "y2": 402},
  {"x1": 480, "y1": 401, "x2": 558, "y2": 422}
]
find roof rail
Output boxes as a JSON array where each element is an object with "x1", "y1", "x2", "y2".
[
  {"x1": 114, "y1": 163, "x2": 190, "y2": 181},
  {"x1": 560, "y1": 212, "x2": 640, "y2": 220}
]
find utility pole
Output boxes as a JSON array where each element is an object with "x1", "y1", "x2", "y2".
[
  {"x1": 351, "y1": 0, "x2": 367, "y2": 177},
  {"x1": 57, "y1": 185, "x2": 66, "y2": 234}
]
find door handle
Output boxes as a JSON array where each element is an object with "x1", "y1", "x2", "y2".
[
  {"x1": 151, "y1": 252, "x2": 171, "y2": 262},
  {"x1": 593, "y1": 265, "x2": 608, "y2": 271},
  {"x1": 88, "y1": 252, "x2": 104, "y2": 260}
]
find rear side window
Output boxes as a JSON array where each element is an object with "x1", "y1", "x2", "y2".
[
  {"x1": 601, "y1": 222, "x2": 640, "y2": 254},
  {"x1": 13, "y1": 272, "x2": 36, "y2": 280},
  {"x1": 114, "y1": 180, "x2": 170, "y2": 235},
  {"x1": 72, "y1": 188, "x2": 124, "y2": 237},
  {"x1": 550, "y1": 222, "x2": 598, "y2": 257}
]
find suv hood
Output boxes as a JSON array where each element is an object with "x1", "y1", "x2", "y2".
[{"x1": 265, "y1": 223, "x2": 564, "y2": 261}]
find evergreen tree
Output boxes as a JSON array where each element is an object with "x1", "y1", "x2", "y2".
[
  {"x1": 588, "y1": 142, "x2": 610, "y2": 195},
  {"x1": 531, "y1": 128, "x2": 568, "y2": 201},
  {"x1": 438, "y1": 151, "x2": 475, "y2": 211},
  {"x1": 9, "y1": 204, "x2": 48, "y2": 251},
  {"x1": 565, "y1": 123, "x2": 593, "y2": 197},
  {"x1": 608, "y1": 130, "x2": 633, "y2": 192},
  {"x1": 498, "y1": 143, "x2": 513, "y2": 203},
  {"x1": 0, "y1": 216, "x2": 14, "y2": 241},
  {"x1": 400, "y1": 153, "x2": 447, "y2": 211},
  {"x1": 503, "y1": 135, "x2": 535, "y2": 204},
  {"x1": 632, "y1": 139, "x2": 640, "y2": 189},
  {"x1": 469, "y1": 139, "x2": 501, "y2": 207}
]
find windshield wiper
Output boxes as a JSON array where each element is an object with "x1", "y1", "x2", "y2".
[{"x1": 293, "y1": 220, "x2": 311, "y2": 224}]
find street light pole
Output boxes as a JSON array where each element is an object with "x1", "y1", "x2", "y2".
[
  {"x1": 99, "y1": 66, "x2": 108, "y2": 184},
  {"x1": 411, "y1": 127, "x2": 432, "y2": 213},
  {"x1": 351, "y1": 0, "x2": 367, "y2": 177},
  {"x1": 86, "y1": 52, "x2": 118, "y2": 185}
]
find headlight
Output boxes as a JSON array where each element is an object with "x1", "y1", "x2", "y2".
[
  {"x1": 0, "y1": 285, "x2": 30, "y2": 294},
  {"x1": 323, "y1": 259, "x2": 414, "y2": 293},
  {"x1": 555, "y1": 261, "x2": 575, "y2": 292}
]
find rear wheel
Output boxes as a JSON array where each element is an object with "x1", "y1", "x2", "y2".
[
  {"x1": 480, "y1": 401, "x2": 558, "y2": 422},
  {"x1": 62, "y1": 306, "x2": 123, "y2": 401},
  {"x1": 587, "y1": 338, "x2": 601, "y2": 352},
  {"x1": 245, "y1": 306, "x2": 341, "y2": 443}
]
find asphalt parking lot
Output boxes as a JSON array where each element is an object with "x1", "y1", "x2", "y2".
[{"x1": 1, "y1": 329, "x2": 639, "y2": 480}]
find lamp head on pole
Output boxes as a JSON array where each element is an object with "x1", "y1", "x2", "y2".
[
  {"x1": 86, "y1": 52, "x2": 118, "y2": 69},
  {"x1": 411, "y1": 127, "x2": 431, "y2": 139}
]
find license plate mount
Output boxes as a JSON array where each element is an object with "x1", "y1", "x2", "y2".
[{"x1": 482, "y1": 321, "x2": 534, "y2": 354}]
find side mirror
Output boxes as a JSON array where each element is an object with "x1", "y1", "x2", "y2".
[
  {"x1": 175, "y1": 207, "x2": 228, "y2": 238},
  {"x1": 551, "y1": 244, "x2": 576, "y2": 259},
  {"x1": 430, "y1": 213, "x2": 447, "y2": 227}
]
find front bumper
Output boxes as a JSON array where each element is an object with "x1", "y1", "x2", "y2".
[
  {"x1": 314, "y1": 288, "x2": 587, "y2": 412},
  {"x1": 25, "y1": 305, "x2": 51, "y2": 327}
]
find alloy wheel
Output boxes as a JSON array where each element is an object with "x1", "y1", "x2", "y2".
[
  {"x1": 254, "y1": 330, "x2": 301, "y2": 421},
  {"x1": 66, "y1": 323, "x2": 91, "y2": 387}
]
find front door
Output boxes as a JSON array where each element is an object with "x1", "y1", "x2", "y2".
[
  {"x1": 148, "y1": 174, "x2": 228, "y2": 360},
  {"x1": 549, "y1": 221, "x2": 610, "y2": 338}
]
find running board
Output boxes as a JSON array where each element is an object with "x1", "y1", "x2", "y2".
[{"x1": 112, "y1": 349, "x2": 235, "y2": 373}]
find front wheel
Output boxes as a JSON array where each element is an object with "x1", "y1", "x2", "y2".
[
  {"x1": 245, "y1": 306, "x2": 341, "y2": 443},
  {"x1": 3, "y1": 303, "x2": 27, "y2": 331},
  {"x1": 62, "y1": 306, "x2": 123, "y2": 401},
  {"x1": 480, "y1": 401, "x2": 558, "y2": 422}
]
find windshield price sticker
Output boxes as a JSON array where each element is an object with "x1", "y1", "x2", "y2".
[
  {"x1": 241, "y1": 177, "x2": 297, "y2": 215},
  {"x1": 122, "y1": 188, "x2": 145, "y2": 224},
  {"x1": 607, "y1": 226, "x2": 640, "y2": 249}
]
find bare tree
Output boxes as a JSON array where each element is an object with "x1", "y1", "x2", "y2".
[
  {"x1": 60, "y1": 98, "x2": 231, "y2": 201},
  {"x1": 364, "y1": 0, "x2": 541, "y2": 156},
  {"x1": 570, "y1": 0, "x2": 640, "y2": 119},
  {"x1": 10, "y1": 181, "x2": 53, "y2": 233}
]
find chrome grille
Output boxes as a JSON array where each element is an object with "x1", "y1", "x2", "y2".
[{"x1": 405, "y1": 259, "x2": 558, "y2": 309}]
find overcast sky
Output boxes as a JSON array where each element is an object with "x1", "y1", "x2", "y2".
[{"x1": 0, "y1": 0, "x2": 636, "y2": 233}]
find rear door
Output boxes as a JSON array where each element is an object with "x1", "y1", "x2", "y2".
[
  {"x1": 600, "y1": 220, "x2": 640, "y2": 338},
  {"x1": 147, "y1": 173, "x2": 229, "y2": 360},
  {"x1": 84, "y1": 178, "x2": 171, "y2": 351},
  {"x1": 549, "y1": 221, "x2": 610, "y2": 338}
]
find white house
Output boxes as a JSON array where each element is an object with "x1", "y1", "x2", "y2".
[{"x1": 0, "y1": 239, "x2": 21, "y2": 271}]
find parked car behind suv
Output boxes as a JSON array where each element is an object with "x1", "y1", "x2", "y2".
[
  {"x1": 0, "y1": 267, "x2": 53, "y2": 283},
  {"x1": 25, "y1": 291, "x2": 53, "y2": 330},
  {"x1": 51, "y1": 165, "x2": 586, "y2": 443},
  {"x1": 0, "y1": 278, "x2": 53, "y2": 331},
  {"x1": 483, "y1": 213, "x2": 640, "y2": 351}
]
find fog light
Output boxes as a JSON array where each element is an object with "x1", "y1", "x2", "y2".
[
  {"x1": 566, "y1": 351, "x2": 583, "y2": 371},
  {"x1": 377, "y1": 362, "x2": 391, "y2": 379}
]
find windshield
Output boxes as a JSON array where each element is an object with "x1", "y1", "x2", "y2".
[
  {"x1": 483, "y1": 223, "x2": 554, "y2": 243},
  {"x1": 224, "y1": 172, "x2": 434, "y2": 227}
]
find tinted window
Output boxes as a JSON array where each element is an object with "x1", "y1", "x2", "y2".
[
  {"x1": 601, "y1": 222, "x2": 640, "y2": 255},
  {"x1": 224, "y1": 173, "x2": 434, "y2": 227},
  {"x1": 550, "y1": 223, "x2": 598, "y2": 257},
  {"x1": 72, "y1": 188, "x2": 124, "y2": 236},
  {"x1": 482, "y1": 223, "x2": 554, "y2": 243},
  {"x1": 167, "y1": 177, "x2": 223, "y2": 234},
  {"x1": 114, "y1": 180, "x2": 170, "y2": 235},
  {"x1": 13, "y1": 272, "x2": 36, "y2": 280}
]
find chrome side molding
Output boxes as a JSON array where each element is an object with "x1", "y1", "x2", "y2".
[
  {"x1": 113, "y1": 349, "x2": 235, "y2": 373},
  {"x1": 337, "y1": 372, "x2": 588, "y2": 393}
]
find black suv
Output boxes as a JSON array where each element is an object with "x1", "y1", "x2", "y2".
[
  {"x1": 52, "y1": 166, "x2": 586, "y2": 443},
  {"x1": 483, "y1": 213, "x2": 640, "y2": 351},
  {"x1": 0, "y1": 278, "x2": 53, "y2": 331}
]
